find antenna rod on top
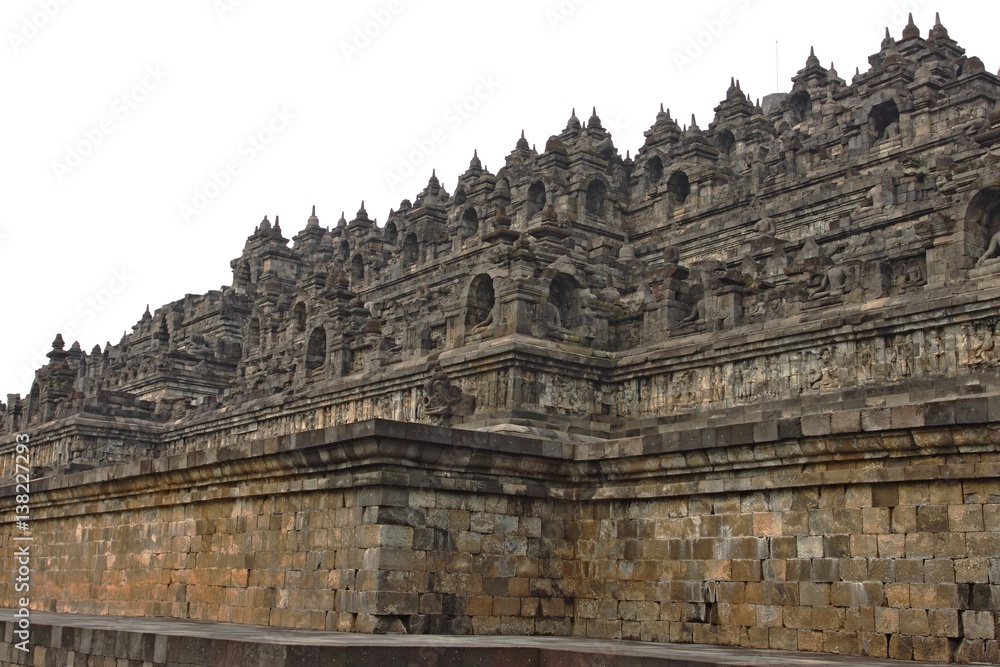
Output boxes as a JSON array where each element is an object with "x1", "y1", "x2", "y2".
[{"x1": 775, "y1": 41, "x2": 779, "y2": 93}]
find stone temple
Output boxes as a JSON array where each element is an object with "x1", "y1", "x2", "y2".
[{"x1": 3, "y1": 14, "x2": 1000, "y2": 665}]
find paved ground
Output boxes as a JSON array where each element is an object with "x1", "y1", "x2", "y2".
[{"x1": 0, "y1": 610, "x2": 953, "y2": 666}]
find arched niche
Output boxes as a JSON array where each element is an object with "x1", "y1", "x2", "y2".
[
  {"x1": 548, "y1": 274, "x2": 581, "y2": 330},
  {"x1": 292, "y1": 302, "x2": 307, "y2": 334},
  {"x1": 646, "y1": 156, "x2": 663, "y2": 188},
  {"x1": 305, "y1": 327, "x2": 327, "y2": 372},
  {"x1": 966, "y1": 187, "x2": 1000, "y2": 263},
  {"x1": 466, "y1": 274, "x2": 495, "y2": 330},
  {"x1": 526, "y1": 181, "x2": 546, "y2": 219},
  {"x1": 460, "y1": 207, "x2": 478, "y2": 240},
  {"x1": 28, "y1": 383, "x2": 40, "y2": 422},
  {"x1": 351, "y1": 254, "x2": 365, "y2": 282},
  {"x1": 338, "y1": 240, "x2": 350, "y2": 263},
  {"x1": 493, "y1": 177, "x2": 511, "y2": 200},
  {"x1": 789, "y1": 91, "x2": 811, "y2": 125},
  {"x1": 246, "y1": 317, "x2": 262, "y2": 355},
  {"x1": 715, "y1": 130, "x2": 735, "y2": 156},
  {"x1": 869, "y1": 100, "x2": 901, "y2": 142},
  {"x1": 667, "y1": 171, "x2": 690, "y2": 205},
  {"x1": 402, "y1": 233, "x2": 419, "y2": 266},
  {"x1": 384, "y1": 221, "x2": 398, "y2": 245},
  {"x1": 585, "y1": 180, "x2": 607, "y2": 215}
]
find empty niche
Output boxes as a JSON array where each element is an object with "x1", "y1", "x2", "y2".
[
  {"x1": 466, "y1": 274, "x2": 495, "y2": 329},
  {"x1": 246, "y1": 318, "x2": 262, "y2": 355},
  {"x1": 292, "y1": 302, "x2": 307, "y2": 334},
  {"x1": 384, "y1": 221, "x2": 398, "y2": 245},
  {"x1": 28, "y1": 382, "x2": 40, "y2": 422},
  {"x1": 351, "y1": 254, "x2": 365, "y2": 282},
  {"x1": 305, "y1": 327, "x2": 327, "y2": 372},
  {"x1": 585, "y1": 180, "x2": 607, "y2": 215},
  {"x1": 402, "y1": 233, "x2": 419, "y2": 266}
]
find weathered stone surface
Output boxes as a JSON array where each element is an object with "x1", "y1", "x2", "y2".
[{"x1": 1, "y1": 19, "x2": 999, "y2": 665}]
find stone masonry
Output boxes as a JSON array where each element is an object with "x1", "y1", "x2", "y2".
[{"x1": 2, "y1": 14, "x2": 1000, "y2": 663}]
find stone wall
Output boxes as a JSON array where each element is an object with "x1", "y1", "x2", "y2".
[
  {"x1": 1, "y1": 18, "x2": 999, "y2": 665},
  {"x1": 3, "y1": 417, "x2": 999, "y2": 662}
]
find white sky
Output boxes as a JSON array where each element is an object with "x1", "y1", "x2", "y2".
[{"x1": 0, "y1": 1, "x2": 995, "y2": 398}]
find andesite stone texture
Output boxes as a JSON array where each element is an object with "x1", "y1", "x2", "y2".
[{"x1": 3, "y1": 16, "x2": 1000, "y2": 664}]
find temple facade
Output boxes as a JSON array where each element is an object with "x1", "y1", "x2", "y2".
[{"x1": 3, "y1": 15, "x2": 1000, "y2": 663}]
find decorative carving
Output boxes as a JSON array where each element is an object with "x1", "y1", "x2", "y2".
[
  {"x1": 809, "y1": 264, "x2": 850, "y2": 299},
  {"x1": 977, "y1": 230, "x2": 1000, "y2": 267},
  {"x1": 421, "y1": 363, "x2": 476, "y2": 426}
]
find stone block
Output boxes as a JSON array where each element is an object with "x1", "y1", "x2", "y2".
[
  {"x1": 797, "y1": 536, "x2": 823, "y2": 558},
  {"x1": 899, "y1": 608, "x2": 929, "y2": 635},
  {"x1": 890, "y1": 405, "x2": 924, "y2": 429},
  {"x1": 963, "y1": 610, "x2": 997, "y2": 639},
  {"x1": 861, "y1": 631, "x2": 888, "y2": 658},
  {"x1": 861, "y1": 407, "x2": 890, "y2": 431},
  {"x1": 956, "y1": 558, "x2": 990, "y2": 583},
  {"x1": 874, "y1": 607, "x2": 899, "y2": 634},
  {"x1": 924, "y1": 401, "x2": 955, "y2": 426},
  {"x1": 909, "y1": 583, "x2": 966, "y2": 609},
  {"x1": 924, "y1": 559, "x2": 956, "y2": 584},
  {"x1": 731, "y1": 559, "x2": 761, "y2": 582},
  {"x1": 888, "y1": 633, "x2": 913, "y2": 660},
  {"x1": 949, "y1": 504, "x2": 984, "y2": 532},
  {"x1": 849, "y1": 534, "x2": 878, "y2": 558},
  {"x1": 830, "y1": 410, "x2": 860, "y2": 434},
  {"x1": 912, "y1": 635, "x2": 953, "y2": 663},
  {"x1": 801, "y1": 414, "x2": 831, "y2": 436},
  {"x1": 812, "y1": 606, "x2": 845, "y2": 630},
  {"x1": 823, "y1": 630, "x2": 860, "y2": 655},
  {"x1": 799, "y1": 582, "x2": 829, "y2": 607},
  {"x1": 928, "y1": 609, "x2": 960, "y2": 637},
  {"x1": 955, "y1": 397, "x2": 989, "y2": 424},
  {"x1": 872, "y1": 483, "x2": 899, "y2": 507},
  {"x1": 905, "y1": 532, "x2": 935, "y2": 558},
  {"x1": 885, "y1": 583, "x2": 910, "y2": 608},
  {"x1": 753, "y1": 420, "x2": 779, "y2": 443},
  {"x1": 916, "y1": 505, "x2": 948, "y2": 532}
]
